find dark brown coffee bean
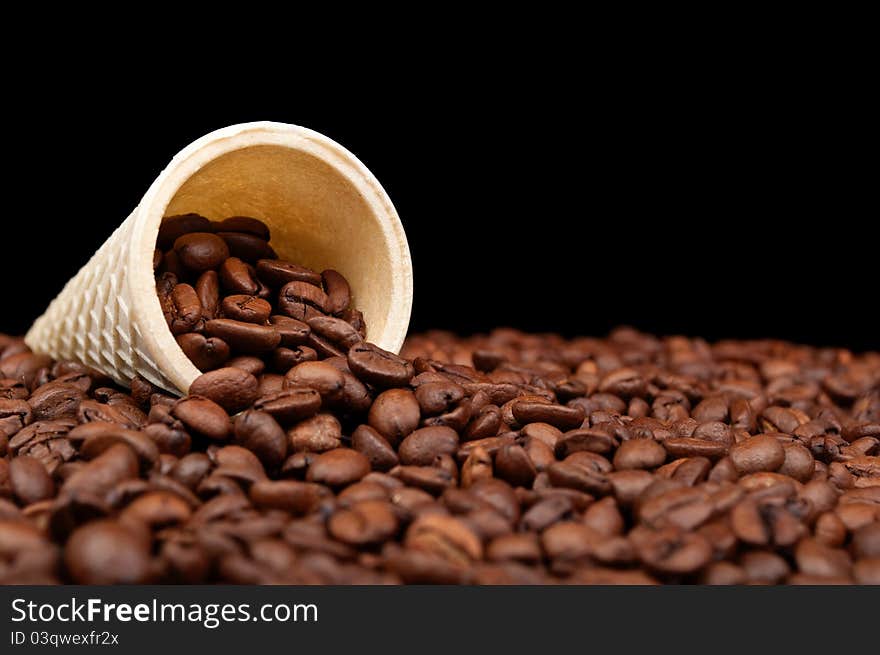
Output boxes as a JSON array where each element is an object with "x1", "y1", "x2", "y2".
[
  {"x1": 729, "y1": 434, "x2": 786, "y2": 474},
  {"x1": 738, "y1": 550, "x2": 790, "y2": 584},
  {"x1": 306, "y1": 449, "x2": 371, "y2": 487},
  {"x1": 171, "y1": 453, "x2": 212, "y2": 490},
  {"x1": 329, "y1": 500, "x2": 398, "y2": 545},
  {"x1": 250, "y1": 480, "x2": 330, "y2": 516},
  {"x1": 301, "y1": 336, "x2": 345, "y2": 360},
  {"x1": 415, "y1": 381, "x2": 465, "y2": 416},
  {"x1": 636, "y1": 526, "x2": 712, "y2": 575},
  {"x1": 495, "y1": 444, "x2": 537, "y2": 487},
  {"x1": 175, "y1": 333, "x2": 230, "y2": 372},
  {"x1": 171, "y1": 396, "x2": 231, "y2": 441},
  {"x1": 218, "y1": 257, "x2": 259, "y2": 295},
  {"x1": 541, "y1": 521, "x2": 596, "y2": 560},
  {"x1": 213, "y1": 445, "x2": 267, "y2": 484},
  {"x1": 351, "y1": 424, "x2": 399, "y2": 472},
  {"x1": 399, "y1": 426, "x2": 459, "y2": 466},
  {"x1": 158, "y1": 213, "x2": 212, "y2": 249},
  {"x1": 795, "y1": 537, "x2": 852, "y2": 579},
  {"x1": 215, "y1": 216, "x2": 270, "y2": 239},
  {"x1": 777, "y1": 442, "x2": 815, "y2": 483},
  {"x1": 307, "y1": 316, "x2": 363, "y2": 350},
  {"x1": 367, "y1": 389, "x2": 420, "y2": 445},
  {"x1": 405, "y1": 513, "x2": 482, "y2": 564},
  {"x1": 173, "y1": 232, "x2": 229, "y2": 272},
  {"x1": 288, "y1": 414, "x2": 342, "y2": 452},
  {"x1": 460, "y1": 446, "x2": 493, "y2": 488},
  {"x1": 512, "y1": 400, "x2": 585, "y2": 431},
  {"x1": 256, "y1": 259, "x2": 322, "y2": 287},
  {"x1": 613, "y1": 439, "x2": 667, "y2": 470},
  {"x1": 216, "y1": 232, "x2": 276, "y2": 262},
  {"x1": 204, "y1": 319, "x2": 280, "y2": 354},
  {"x1": 285, "y1": 361, "x2": 345, "y2": 401},
  {"x1": 556, "y1": 427, "x2": 617, "y2": 457},
  {"x1": 279, "y1": 280, "x2": 330, "y2": 315},
  {"x1": 220, "y1": 295, "x2": 271, "y2": 324},
  {"x1": 232, "y1": 410, "x2": 287, "y2": 469},
  {"x1": 0, "y1": 378, "x2": 29, "y2": 401},
  {"x1": 27, "y1": 383, "x2": 85, "y2": 421},
  {"x1": 62, "y1": 444, "x2": 139, "y2": 496},
  {"x1": 348, "y1": 343, "x2": 414, "y2": 388},
  {"x1": 731, "y1": 496, "x2": 808, "y2": 547},
  {"x1": 80, "y1": 427, "x2": 160, "y2": 471},
  {"x1": 189, "y1": 367, "x2": 259, "y2": 414},
  {"x1": 272, "y1": 346, "x2": 318, "y2": 373},
  {"x1": 253, "y1": 387, "x2": 321, "y2": 425},
  {"x1": 65, "y1": 519, "x2": 153, "y2": 584},
  {"x1": 547, "y1": 461, "x2": 611, "y2": 495},
  {"x1": 143, "y1": 423, "x2": 191, "y2": 457},
  {"x1": 390, "y1": 466, "x2": 455, "y2": 495},
  {"x1": 8, "y1": 456, "x2": 54, "y2": 505},
  {"x1": 269, "y1": 315, "x2": 310, "y2": 346},
  {"x1": 193, "y1": 270, "x2": 220, "y2": 319},
  {"x1": 316, "y1": 269, "x2": 350, "y2": 315}
]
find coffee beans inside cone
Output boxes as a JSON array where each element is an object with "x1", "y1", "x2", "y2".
[
  {"x1": 154, "y1": 213, "x2": 365, "y2": 377},
  {"x1": 1, "y1": 217, "x2": 879, "y2": 584}
]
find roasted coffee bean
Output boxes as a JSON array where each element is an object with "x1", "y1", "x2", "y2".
[
  {"x1": 729, "y1": 434, "x2": 786, "y2": 474},
  {"x1": 221, "y1": 295, "x2": 271, "y2": 324},
  {"x1": 217, "y1": 256, "x2": 258, "y2": 295},
  {"x1": 405, "y1": 513, "x2": 482, "y2": 564},
  {"x1": 65, "y1": 520, "x2": 153, "y2": 584},
  {"x1": 494, "y1": 443, "x2": 537, "y2": 487},
  {"x1": 328, "y1": 500, "x2": 398, "y2": 545},
  {"x1": 288, "y1": 414, "x2": 342, "y2": 452},
  {"x1": 307, "y1": 315, "x2": 362, "y2": 350},
  {"x1": 368, "y1": 389, "x2": 421, "y2": 445},
  {"x1": 171, "y1": 396, "x2": 231, "y2": 441},
  {"x1": 460, "y1": 446, "x2": 493, "y2": 488},
  {"x1": 613, "y1": 439, "x2": 667, "y2": 470},
  {"x1": 176, "y1": 333, "x2": 230, "y2": 371},
  {"x1": 158, "y1": 213, "x2": 212, "y2": 249},
  {"x1": 189, "y1": 367, "x2": 260, "y2": 414},
  {"x1": 144, "y1": 423, "x2": 191, "y2": 457},
  {"x1": 233, "y1": 410, "x2": 288, "y2": 469},
  {"x1": 279, "y1": 280, "x2": 330, "y2": 314},
  {"x1": 398, "y1": 426, "x2": 459, "y2": 466},
  {"x1": 319, "y1": 269, "x2": 351, "y2": 314},
  {"x1": 270, "y1": 315, "x2": 311, "y2": 346},
  {"x1": 253, "y1": 387, "x2": 321, "y2": 425},
  {"x1": 80, "y1": 427, "x2": 160, "y2": 471},
  {"x1": 255, "y1": 259, "x2": 322, "y2": 287},
  {"x1": 285, "y1": 361, "x2": 345, "y2": 401},
  {"x1": 215, "y1": 216, "x2": 270, "y2": 239},
  {"x1": 62, "y1": 444, "x2": 139, "y2": 497},
  {"x1": 273, "y1": 346, "x2": 318, "y2": 372},
  {"x1": 306, "y1": 449, "x2": 371, "y2": 487},
  {"x1": 636, "y1": 526, "x2": 712, "y2": 575},
  {"x1": 351, "y1": 425, "x2": 399, "y2": 472},
  {"x1": 348, "y1": 343, "x2": 414, "y2": 388},
  {"x1": 27, "y1": 383, "x2": 85, "y2": 421},
  {"x1": 194, "y1": 270, "x2": 220, "y2": 319},
  {"x1": 216, "y1": 232, "x2": 276, "y2": 262},
  {"x1": 173, "y1": 232, "x2": 229, "y2": 272},
  {"x1": 8, "y1": 456, "x2": 55, "y2": 505},
  {"x1": 204, "y1": 319, "x2": 280, "y2": 354}
]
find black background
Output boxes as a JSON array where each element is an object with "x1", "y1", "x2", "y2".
[{"x1": 4, "y1": 72, "x2": 875, "y2": 351}]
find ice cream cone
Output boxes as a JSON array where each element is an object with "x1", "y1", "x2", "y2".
[{"x1": 25, "y1": 122, "x2": 413, "y2": 395}]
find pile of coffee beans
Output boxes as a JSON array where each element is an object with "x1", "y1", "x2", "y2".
[{"x1": 0, "y1": 219, "x2": 878, "y2": 584}]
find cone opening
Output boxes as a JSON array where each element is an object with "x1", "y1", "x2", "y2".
[
  {"x1": 129, "y1": 123, "x2": 412, "y2": 394},
  {"x1": 162, "y1": 144, "x2": 395, "y2": 341}
]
